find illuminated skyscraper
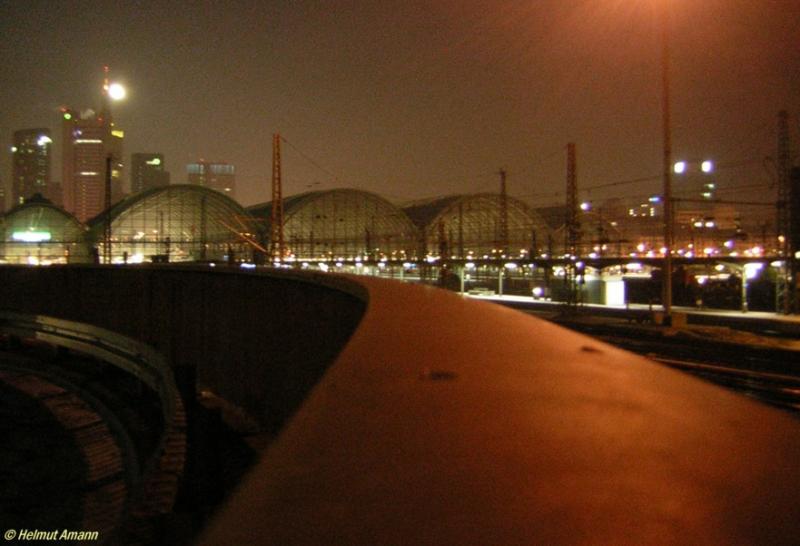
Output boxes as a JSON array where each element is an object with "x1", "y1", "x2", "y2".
[
  {"x1": 61, "y1": 69, "x2": 125, "y2": 222},
  {"x1": 187, "y1": 161, "x2": 236, "y2": 197},
  {"x1": 11, "y1": 128, "x2": 52, "y2": 207},
  {"x1": 131, "y1": 153, "x2": 170, "y2": 194}
]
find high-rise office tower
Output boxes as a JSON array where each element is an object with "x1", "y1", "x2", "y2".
[
  {"x1": 62, "y1": 69, "x2": 125, "y2": 222},
  {"x1": 131, "y1": 153, "x2": 170, "y2": 194},
  {"x1": 187, "y1": 160, "x2": 236, "y2": 197},
  {"x1": 11, "y1": 128, "x2": 52, "y2": 207},
  {"x1": 44, "y1": 181, "x2": 64, "y2": 207}
]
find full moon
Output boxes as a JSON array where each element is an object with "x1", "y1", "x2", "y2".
[{"x1": 108, "y1": 82, "x2": 126, "y2": 101}]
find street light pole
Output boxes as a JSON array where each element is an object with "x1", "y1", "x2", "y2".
[{"x1": 660, "y1": 1, "x2": 674, "y2": 324}]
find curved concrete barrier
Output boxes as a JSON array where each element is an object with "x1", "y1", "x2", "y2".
[
  {"x1": 201, "y1": 274, "x2": 800, "y2": 545},
  {"x1": 0, "y1": 265, "x2": 367, "y2": 430}
]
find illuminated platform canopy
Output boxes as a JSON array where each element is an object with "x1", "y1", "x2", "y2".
[
  {"x1": 0, "y1": 194, "x2": 88, "y2": 264},
  {"x1": 249, "y1": 189, "x2": 420, "y2": 261},
  {"x1": 88, "y1": 185, "x2": 258, "y2": 263},
  {"x1": 403, "y1": 193, "x2": 552, "y2": 259}
]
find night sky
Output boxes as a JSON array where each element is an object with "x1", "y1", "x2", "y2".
[{"x1": 2, "y1": 0, "x2": 798, "y2": 208}]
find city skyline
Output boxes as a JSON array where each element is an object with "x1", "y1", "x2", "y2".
[{"x1": 1, "y1": 1, "x2": 799, "y2": 210}]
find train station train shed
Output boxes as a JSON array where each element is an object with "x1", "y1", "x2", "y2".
[
  {"x1": 0, "y1": 194, "x2": 89, "y2": 265},
  {"x1": 87, "y1": 185, "x2": 259, "y2": 263},
  {"x1": 248, "y1": 189, "x2": 420, "y2": 261},
  {"x1": 403, "y1": 193, "x2": 552, "y2": 259}
]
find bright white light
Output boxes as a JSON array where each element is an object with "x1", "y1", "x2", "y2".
[
  {"x1": 724, "y1": 240, "x2": 734, "y2": 249},
  {"x1": 649, "y1": 196, "x2": 661, "y2": 203},
  {"x1": 701, "y1": 160, "x2": 714, "y2": 173},
  {"x1": 108, "y1": 82, "x2": 126, "y2": 101},
  {"x1": 12, "y1": 231, "x2": 51, "y2": 242},
  {"x1": 532, "y1": 287, "x2": 544, "y2": 297},
  {"x1": 504, "y1": 262, "x2": 517, "y2": 270},
  {"x1": 580, "y1": 202, "x2": 591, "y2": 211},
  {"x1": 704, "y1": 221, "x2": 715, "y2": 228},
  {"x1": 605, "y1": 280, "x2": 626, "y2": 306},
  {"x1": 318, "y1": 263, "x2": 329, "y2": 272},
  {"x1": 240, "y1": 263, "x2": 256, "y2": 269},
  {"x1": 744, "y1": 263, "x2": 763, "y2": 280},
  {"x1": 673, "y1": 161, "x2": 687, "y2": 174},
  {"x1": 37, "y1": 135, "x2": 52, "y2": 147}
]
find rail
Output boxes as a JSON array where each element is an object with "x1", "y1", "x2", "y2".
[{"x1": 0, "y1": 311, "x2": 184, "y2": 502}]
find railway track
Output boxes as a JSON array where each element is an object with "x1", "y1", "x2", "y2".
[
  {"x1": 646, "y1": 356, "x2": 800, "y2": 415},
  {"x1": 546, "y1": 318, "x2": 800, "y2": 418},
  {"x1": 0, "y1": 335, "x2": 185, "y2": 545}
]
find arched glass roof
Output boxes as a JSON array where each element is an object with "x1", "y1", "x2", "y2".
[
  {"x1": 3, "y1": 196, "x2": 86, "y2": 243},
  {"x1": 88, "y1": 185, "x2": 260, "y2": 263},
  {"x1": 249, "y1": 189, "x2": 420, "y2": 260},
  {"x1": 1, "y1": 194, "x2": 88, "y2": 264},
  {"x1": 403, "y1": 194, "x2": 552, "y2": 259}
]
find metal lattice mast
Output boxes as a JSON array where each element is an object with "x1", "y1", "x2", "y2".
[
  {"x1": 565, "y1": 143, "x2": 579, "y2": 306},
  {"x1": 270, "y1": 133, "x2": 285, "y2": 261},
  {"x1": 103, "y1": 154, "x2": 112, "y2": 264},
  {"x1": 499, "y1": 168, "x2": 509, "y2": 256},
  {"x1": 776, "y1": 110, "x2": 791, "y2": 313},
  {"x1": 200, "y1": 195, "x2": 208, "y2": 261},
  {"x1": 660, "y1": 1, "x2": 674, "y2": 322},
  {"x1": 566, "y1": 143, "x2": 579, "y2": 256}
]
